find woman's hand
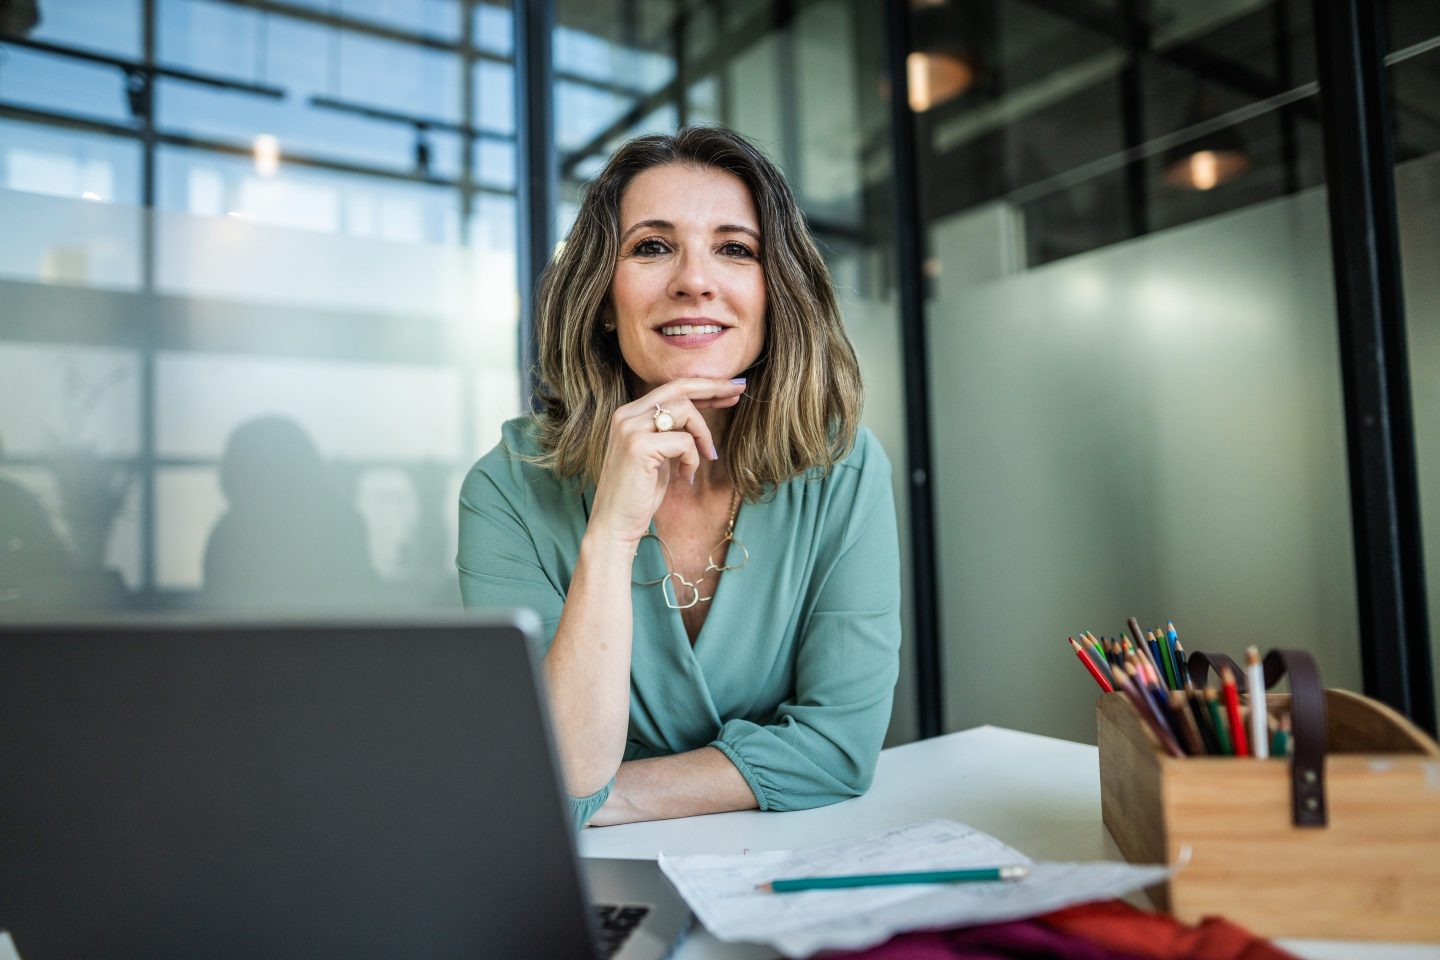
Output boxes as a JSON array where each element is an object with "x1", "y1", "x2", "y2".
[{"x1": 586, "y1": 377, "x2": 746, "y2": 550}]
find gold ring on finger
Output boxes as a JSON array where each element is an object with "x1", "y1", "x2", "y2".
[{"x1": 652, "y1": 404, "x2": 676, "y2": 432}]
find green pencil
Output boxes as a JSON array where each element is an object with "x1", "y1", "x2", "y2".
[
  {"x1": 1206, "y1": 690, "x2": 1233, "y2": 755},
  {"x1": 757, "y1": 865, "x2": 1029, "y2": 893}
]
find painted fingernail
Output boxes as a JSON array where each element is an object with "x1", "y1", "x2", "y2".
[
  {"x1": 729, "y1": 377, "x2": 747, "y2": 385},
  {"x1": 711, "y1": 448, "x2": 719, "y2": 461}
]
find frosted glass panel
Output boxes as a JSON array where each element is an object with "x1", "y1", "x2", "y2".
[
  {"x1": 844, "y1": 292, "x2": 915, "y2": 747},
  {"x1": 1396, "y1": 152, "x2": 1440, "y2": 717},
  {"x1": 929, "y1": 185, "x2": 1357, "y2": 741},
  {"x1": 0, "y1": 190, "x2": 521, "y2": 616}
]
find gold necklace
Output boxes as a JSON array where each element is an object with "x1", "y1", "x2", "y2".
[{"x1": 633, "y1": 489, "x2": 748, "y2": 610}]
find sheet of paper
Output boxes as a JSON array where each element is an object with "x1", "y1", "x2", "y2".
[{"x1": 658, "y1": 819, "x2": 1171, "y2": 959}]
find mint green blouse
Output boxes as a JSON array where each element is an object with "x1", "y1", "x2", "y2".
[{"x1": 457, "y1": 417, "x2": 901, "y2": 831}]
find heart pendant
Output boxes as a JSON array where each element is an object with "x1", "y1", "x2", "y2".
[{"x1": 662, "y1": 571, "x2": 701, "y2": 610}]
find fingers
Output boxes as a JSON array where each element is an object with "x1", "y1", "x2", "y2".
[
  {"x1": 692, "y1": 393, "x2": 743, "y2": 411},
  {"x1": 627, "y1": 378, "x2": 746, "y2": 455},
  {"x1": 655, "y1": 431, "x2": 702, "y2": 485},
  {"x1": 621, "y1": 377, "x2": 746, "y2": 419},
  {"x1": 615, "y1": 423, "x2": 702, "y2": 485},
  {"x1": 607, "y1": 402, "x2": 704, "y2": 477},
  {"x1": 605, "y1": 377, "x2": 745, "y2": 490},
  {"x1": 654, "y1": 396, "x2": 716, "y2": 462}
]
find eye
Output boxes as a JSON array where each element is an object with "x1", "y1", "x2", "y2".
[
  {"x1": 631, "y1": 238, "x2": 670, "y2": 257},
  {"x1": 719, "y1": 241, "x2": 756, "y2": 259}
]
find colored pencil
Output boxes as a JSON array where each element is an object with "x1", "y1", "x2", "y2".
[
  {"x1": 1126, "y1": 617, "x2": 1164, "y2": 681},
  {"x1": 1169, "y1": 691, "x2": 1205, "y2": 756},
  {"x1": 1116, "y1": 664, "x2": 1186, "y2": 757},
  {"x1": 1221, "y1": 666, "x2": 1249, "y2": 757},
  {"x1": 1172, "y1": 636, "x2": 1195, "y2": 692},
  {"x1": 1130, "y1": 641, "x2": 1163, "y2": 690},
  {"x1": 757, "y1": 865, "x2": 1029, "y2": 893},
  {"x1": 1146, "y1": 632, "x2": 1168, "y2": 687},
  {"x1": 1085, "y1": 633, "x2": 1113, "y2": 682},
  {"x1": 1070, "y1": 638, "x2": 1113, "y2": 692},
  {"x1": 1150, "y1": 629, "x2": 1177, "y2": 690},
  {"x1": 1084, "y1": 631, "x2": 1107, "y2": 669},
  {"x1": 1272, "y1": 714, "x2": 1291, "y2": 758},
  {"x1": 1206, "y1": 689, "x2": 1232, "y2": 755},
  {"x1": 1187, "y1": 689, "x2": 1219, "y2": 755},
  {"x1": 1165, "y1": 622, "x2": 1184, "y2": 689},
  {"x1": 1246, "y1": 646, "x2": 1268, "y2": 759}
]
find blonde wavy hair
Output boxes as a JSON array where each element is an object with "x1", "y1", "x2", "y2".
[{"x1": 526, "y1": 125, "x2": 862, "y2": 502}]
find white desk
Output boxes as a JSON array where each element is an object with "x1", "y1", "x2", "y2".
[{"x1": 579, "y1": 726, "x2": 1440, "y2": 960}]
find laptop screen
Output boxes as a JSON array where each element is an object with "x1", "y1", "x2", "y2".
[{"x1": 0, "y1": 614, "x2": 598, "y2": 960}]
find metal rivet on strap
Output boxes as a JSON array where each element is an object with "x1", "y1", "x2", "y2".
[
  {"x1": 1302, "y1": 769, "x2": 1318, "y2": 785},
  {"x1": 1305, "y1": 797, "x2": 1319, "y2": 811}
]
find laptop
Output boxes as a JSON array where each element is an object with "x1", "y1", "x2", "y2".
[{"x1": 0, "y1": 613, "x2": 691, "y2": 959}]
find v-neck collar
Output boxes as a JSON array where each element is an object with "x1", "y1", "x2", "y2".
[{"x1": 581, "y1": 482, "x2": 749, "y2": 662}]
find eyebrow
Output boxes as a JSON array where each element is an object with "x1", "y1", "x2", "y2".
[{"x1": 619, "y1": 219, "x2": 762, "y2": 244}]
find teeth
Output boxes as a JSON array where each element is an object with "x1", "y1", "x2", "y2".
[{"x1": 660, "y1": 324, "x2": 722, "y2": 336}]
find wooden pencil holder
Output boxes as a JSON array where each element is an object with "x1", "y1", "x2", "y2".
[{"x1": 1097, "y1": 675, "x2": 1440, "y2": 942}]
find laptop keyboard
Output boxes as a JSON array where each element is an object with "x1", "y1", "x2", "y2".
[{"x1": 593, "y1": 902, "x2": 651, "y2": 958}]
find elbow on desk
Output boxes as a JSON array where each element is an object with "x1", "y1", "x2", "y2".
[
  {"x1": 757, "y1": 753, "x2": 879, "y2": 812},
  {"x1": 763, "y1": 773, "x2": 873, "y2": 812},
  {"x1": 715, "y1": 716, "x2": 885, "y2": 812}
]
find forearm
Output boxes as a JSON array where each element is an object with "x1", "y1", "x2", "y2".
[
  {"x1": 543, "y1": 532, "x2": 637, "y2": 798},
  {"x1": 589, "y1": 746, "x2": 759, "y2": 826}
]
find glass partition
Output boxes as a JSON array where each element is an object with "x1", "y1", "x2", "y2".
[
  {"x1": 0, "y1": 0, "x2": 521, "y2": 616},
  {"x1": 929, "y1": 186, "x2": 1356, "y2": 739},
  {"x1": 1386, "y1": 0, "x2": 1440, "y2": 719},
  {"x1": 917, "y1": 0, "x2": 1360, "y2": 740}
]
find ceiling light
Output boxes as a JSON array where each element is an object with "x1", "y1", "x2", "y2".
[
  {"x1": 1162, "y1": 105, "x2": 1250, "y2": 191},
  {"x1": 906, "y1": 1, "x2": 979, "y2": 113},
  {"x1": 907, "y1": 51, "x2": 975, "y2": 112},
  {"x1": 253, "y1": 134, "x2": 280, "y2": 177},
  {"x1": 1164, "y1": 147, "x2": 1250, "y2": 191}
]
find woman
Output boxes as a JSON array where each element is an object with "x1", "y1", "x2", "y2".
[{"x1": 458, "y1": 126, "x2": 900, "y2": 831}]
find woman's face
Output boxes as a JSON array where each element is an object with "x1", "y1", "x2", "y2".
[{"x1": 609, "y1": 163, "x2": 767, "y2": 394}]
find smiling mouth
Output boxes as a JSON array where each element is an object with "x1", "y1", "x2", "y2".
[{"x1": 659, "y1": 323, "x2": 724, "y2": 336}]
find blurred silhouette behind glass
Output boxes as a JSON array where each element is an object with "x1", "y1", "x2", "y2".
[
  {"x1": 202, "y1": 416, "x2": 380, "y2": 611},
  {"x1": 0, "y1": 433, "x2": 75, "y2": 606}
]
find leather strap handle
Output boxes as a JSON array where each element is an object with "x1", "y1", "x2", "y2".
[
  {"x1": 1186, "y1": 652, "x2": 1248, "y2": 692},
  {"x1": 1185, "y1": 648, "x2": 1328, "y2": 827},
  {"x1": 1264, "y1": 649, "x2": 1328, "y2": 827}
]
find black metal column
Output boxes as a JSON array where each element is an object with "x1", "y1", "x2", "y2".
[
  {"x1": 884, "y1": 0, "x2": 944, "y2": 739},
  {"x1": 1312, "y1": 0, "x2": 1434, "y2": 732},
  {"x1": 1118, "y1": 0, "x2": 1149, "y2": 238},
  {"x1": 515, "y1": 0, "x2": 556, "y2": 409}
]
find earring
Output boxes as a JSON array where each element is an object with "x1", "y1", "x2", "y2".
[{"x1": 602, "y1": 318, "x2": 615, "y2": 332}]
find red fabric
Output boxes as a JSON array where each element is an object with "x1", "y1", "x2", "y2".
[
  {"x1": 1037, "y1": 900, "x2": 1300, "y2": 960},
  {"x1": 824, "y1": 917, "x2": 1150, "y2": 959},
  {"x1": 822, "y1": 901, "x2": 1299, "y2": 960}
]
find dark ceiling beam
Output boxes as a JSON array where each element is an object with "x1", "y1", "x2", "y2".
[
  {"x1": 1016, "y1": 0, "x2": 1322, "y2": 119},
  {"x1": 1, "y1": 35, "x2": 286, "y2": 98},
  {"x1": 309, "y1": 94, "x2": 514, "y2": 142}
]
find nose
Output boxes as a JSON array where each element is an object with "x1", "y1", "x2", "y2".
[{"x1": 668, "y1": 248, "x2": 716, "y2": 301}]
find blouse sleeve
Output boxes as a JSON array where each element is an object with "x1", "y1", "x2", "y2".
[
  {"x1": 456, "y1": 449, "x2": 615, "y2": 832},
  {"x1": 710, "y1": 438, "x2": 902, "y2": 811}
]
